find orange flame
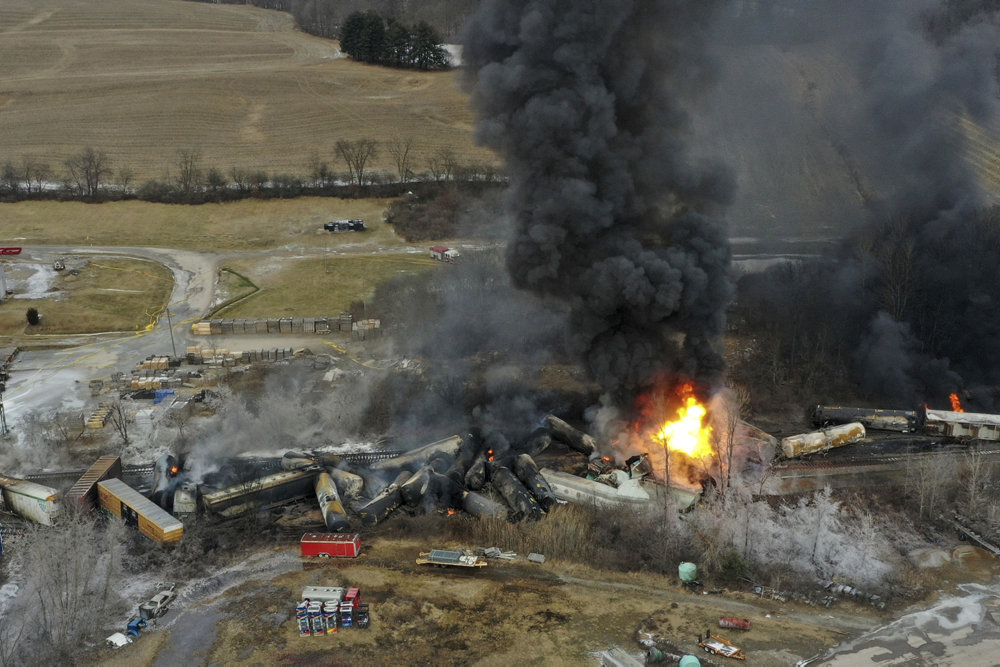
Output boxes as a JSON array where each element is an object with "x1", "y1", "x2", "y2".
[
  {"x1": 170, "y1": 466, "x2": 179, "y2": 475},
  {"x1": 447, "y1": 509, "x2": 456, "y2": 516},
  {"x1": 487, "y1": 449, "x2": 495, "y2": 462},
  {"x1": 949, "y1": 393, "x2": 965, "y2": 413},
  {"x1": 654, "y1": 383, "x2": 714, "y2": 461}
]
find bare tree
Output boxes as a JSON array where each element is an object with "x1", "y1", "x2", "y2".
[
  {"x1": 106, "y1": 399, "x2": 134, "y2": 445},
  {"x1": 5, "y1": 513, "x2": 127, "y2": 663},
  {"x1": 116, "y1": 166, "x2": 135, "y2": 195},
  {"x1": 308, "y1": 152, "x2": 334, "y2": 188},
  {"x1": 22, "y1": 157, "x2": 50, "y2": 195},
  {"x1": 386, "y1": 136, "x2": 414, "y2": 183},
  {"x1": 427, "y1": 146, "x2": 458, "y2": 183},
  {"x1": 64, "y1": 147, "x2": 112, "y2": 198},
  {"x1": 962, "y1": 443, "x2": 991, "y2": 514},
  {"x1": 176, "y1": 149, "x2": 203, "y2": 199},
  {"x1": 906, "y1": 452, "x2": 955, "y2": 519},
  {"x1": 335, "y1": 138, "x2": 378, "y2": 186}
]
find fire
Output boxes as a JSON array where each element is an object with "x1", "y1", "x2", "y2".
[
  {"x1": 487, "y1": 449, "x2": 494, "y2": 462},
  {"x1": 653, "y1": 383, "x2": 714, "y2": 461},
  {"x1": 446, "y1": 509, "x2": 456, "y2": 516},
  {"x1": 949, "y1": 393, "x2": 965, "y2": 413},
  {"x1": 170, "y1": 466, "x2": 179, "y2": 475}
]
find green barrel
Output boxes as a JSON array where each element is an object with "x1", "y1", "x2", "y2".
[
  {"x1": 678, "y1": 561, "x2": 698, "y2": 582},
  {"x1": 679, "y1": 655, "x2": 701, "y2": 667}
]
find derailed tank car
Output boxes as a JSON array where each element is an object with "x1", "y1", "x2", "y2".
[
  {"x1": 780, "y1": 422, "x2": 866, "y2": 459},
  {"x1": 98, "y1": 478, "x2": 183, "y2": 543},
  {"x1": 812, "y1": 406, "x2": 918, "y2": 433},
  {"x1": 201, "y1": 468, "x2": 320, "y2": 517},
  {"x1": 0, "y1": 474, "x2": 61, "y2": 525}
]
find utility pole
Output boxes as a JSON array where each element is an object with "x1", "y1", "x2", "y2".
[{"x1": 166, "y1": 307, "x2": 177, "y2": 358}]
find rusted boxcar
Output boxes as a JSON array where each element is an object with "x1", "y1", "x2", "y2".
[{"x1": 64, "y1": 455, "x2": 122, "y2": 511}]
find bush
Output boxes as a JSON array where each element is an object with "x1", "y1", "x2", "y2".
[{"x1": 26, "y1": 308, "x2": 39, "y2": 325}]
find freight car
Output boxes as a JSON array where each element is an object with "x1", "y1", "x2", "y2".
[
  {"x1": 812, "y1": 406, "x2": 919, "y2": 433},
  {"x1": 201, "y1": 467, "x2": 320, "y2": 517},
  {"x1": 0, "y1": 474, "x2": 61, "y2": 525},
  {"x1": 64, "y1": 456, "x2": 122, "y2": 511},
  {"x1": 97, "y1": 478, "x2": 183, "y2": 543},
  {"x1": 780, "y1": 422, "x2": 866, "y2": 459},
  {"x1": 924, "y1": 410, "x2": 1000, "y2": 441}
]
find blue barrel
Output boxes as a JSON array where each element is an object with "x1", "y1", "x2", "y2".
[
  {"x1": 678, "y1": 561, "x2": 698, "y2": 582},
  {"x1": 679, "y1": 656, "x2": 701, "y2": 667}
]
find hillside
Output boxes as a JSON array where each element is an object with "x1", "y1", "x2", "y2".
[{"x1": 0, "y1": 0, "x2": 494, "y2": 182}]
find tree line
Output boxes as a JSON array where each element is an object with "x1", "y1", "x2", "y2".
[
  {"x1": 0, "y1": 141, "x2": 503, "y2": 204},
  {"x1": 185, "y1": 0, "x2": 477, "y2": 41},
  {"x1": 339, "y1": 11, "x2": 449, "y2": 70}
]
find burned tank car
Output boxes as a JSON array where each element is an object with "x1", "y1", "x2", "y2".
[
  {"x1": 812, "y1": 406, "x2": 918, "y2": 433},
  {"x1": 780, "y1": 422, "x2": 866, "y2": 459}
]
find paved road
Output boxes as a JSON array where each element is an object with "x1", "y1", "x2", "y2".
[{"x1": 1, "y1": 246, "x2": 219, "y2": 426}]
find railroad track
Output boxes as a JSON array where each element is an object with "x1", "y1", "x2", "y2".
[
  {"x1": 21, "y1": 451, "x2": 404, "y2": 489},
  {"x1": 771, "y1": 446, "x2": 1000, "y2": 471}
]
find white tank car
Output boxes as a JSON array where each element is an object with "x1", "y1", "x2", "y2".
[{"x1": 0, "y1": 474, "x2": 61, "y2": 525}]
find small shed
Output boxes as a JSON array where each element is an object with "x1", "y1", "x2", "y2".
[{"x1": 429, "y1": 246, "x2": 459, "y2": 262}]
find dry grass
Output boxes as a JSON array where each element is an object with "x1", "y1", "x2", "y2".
[
  {"x1": 0, "y1": 198, "x2": 406, "y2": 250},
  {"x1": 0, "y1": 256, "x2": 173, "y2": 334},
  {"x1": 219, "y1": 253, "x2": 440, "y2": 317},
  {"x1": 0, "y1": 0, "x2": 495, "y2": 183}
]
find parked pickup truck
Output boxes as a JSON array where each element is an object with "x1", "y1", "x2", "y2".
[{"x1": 138, "y1": 583, "x2": 177, "y2": 620}]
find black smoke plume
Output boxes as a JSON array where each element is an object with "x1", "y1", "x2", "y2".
[
  {"x1": 729, "y1": 1, "x2": 1000, "y2": 406},
  {"x1": 461, "y1": 1, "x2": 734, "y2": 409}
]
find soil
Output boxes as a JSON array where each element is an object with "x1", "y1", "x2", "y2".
[{"x1": 86, "y1": 537, "x2": 887, "y2": 666}]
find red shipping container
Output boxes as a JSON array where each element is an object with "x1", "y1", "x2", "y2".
[{"x1": 300, "y1": 533, "x2": 361, "y2": 558}]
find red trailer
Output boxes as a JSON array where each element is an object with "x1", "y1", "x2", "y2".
[
  {"x1": 0, "y1": 248, "x2": 22, "y2": 255},
  {"x1": 300, "y1": 533, "x2": 361, "y2": 558}
]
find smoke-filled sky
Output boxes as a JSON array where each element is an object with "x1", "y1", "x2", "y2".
[{"x1": 461, "y1": 0, "x2": 735, "y2": 411}]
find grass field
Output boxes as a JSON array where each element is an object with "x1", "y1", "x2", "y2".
[
  {"x1": 219, "y1": 254, "x2": 440, "y2": 317},
  {"x1": 0, "y1": 0, "x2": 495, "y2": 183},
  {"x1": 0, "y1": 197, "x2": 405, "y2": 250},
  {"x1": 0, "y1": 257, "x2": 173, "y2": 335}
]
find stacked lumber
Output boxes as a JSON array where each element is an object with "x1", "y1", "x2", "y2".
[
  {"x1": 189, "y1": 315, "x2": 351, "y2": 336},
  {"x1": 136, "y1": 356, "x2": 170, "y2": 370},
  {"x1": 86, "y1": 403, "x2": 111, "y2": 429},
  {"x1": 351, "y1": 318, "x2": 381, "y2": 340}
]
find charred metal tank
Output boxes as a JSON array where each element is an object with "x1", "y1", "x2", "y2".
[
  {"x1": 513, "y1": 454, "x2": 558, "y2": 512},
  {"x1": 544, "y1": 415, "x2": 597, "y2": 457},
  {"x1": 780, "y1": 422, "x2": 866, "y2": 459},
  {"x1": 328, "y1": 467, "x2": 364, "y2": 500},
  {"x1": 812, "y1": 406, "x2": 918, "y2": 432},
  {"x1": 488, "y1": 462, "x2": 543, "y2": 521},
  {"x1": 461, "y1": 491, "x2": 508, "y2": 520},
  {"x1": 354, "y1": 470, "x2": 410, "y2": 526},
  {"x1": 315, "y1": 472, "x2": 350, "y2": 532}
]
